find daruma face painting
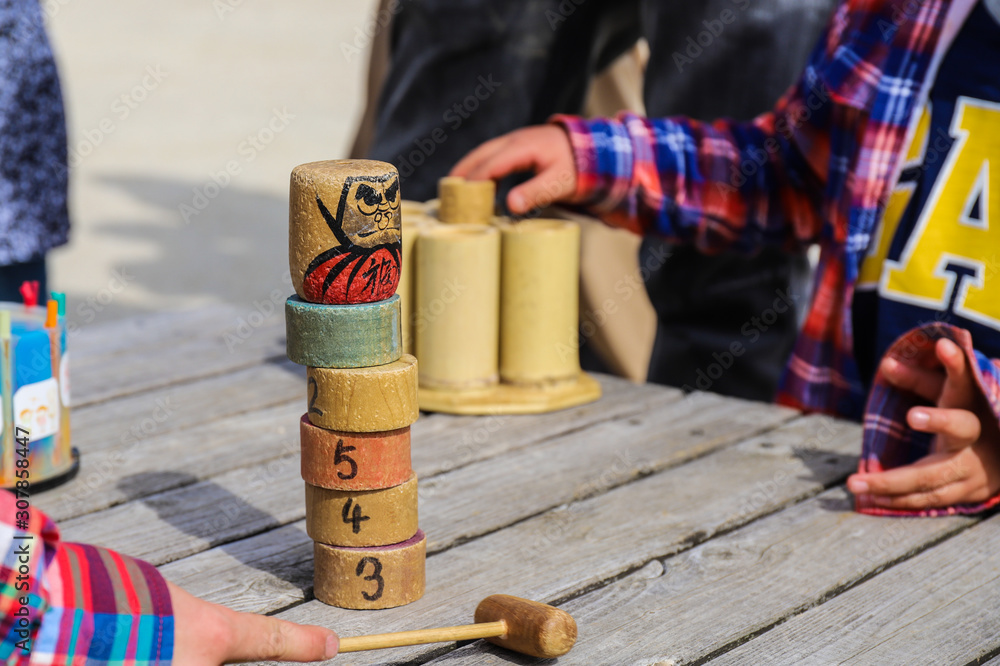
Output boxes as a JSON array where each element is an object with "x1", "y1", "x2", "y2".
[{"x1": 289, "y1": 160, "x2": 402, "y2": 305}]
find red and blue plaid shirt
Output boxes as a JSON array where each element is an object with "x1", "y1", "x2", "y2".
[
  {"x1": 556, "y1": 0, "x2": 1000, "y2": 516},
  {"x1": 0, "y1": 491, "x2": 173, "y2": 664}
]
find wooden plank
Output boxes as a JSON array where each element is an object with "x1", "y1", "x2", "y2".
[
  {"x1": 174, "y1": 414, "x2": 861, "y2": 666},
  {"x1": 40, "y1": 374, "x2": 647, "y2": 522},
  {"x1": 158, "y1": 390, "x2": 792, "y2": 611},
  {"x1": 65, "y1": 388, "x2": 779, "y2": 569},
  {"x1": 71, "y1": 305, "x2": 251, "y2": 359},
  {"x1": 67, "y1": 359, "x2": 305, "y2": 456},
  {"x1": 426, "y1": 488, "x2": 973, "y2": 665},
  {"x1": 36, "y1": 400, "x2": 304, "y2": 522},
  {"x1": 160, "y1": 521, "x2": 314, "y2": 615},
  {"x1": 710, "y1": 512, "x2": 1000, "y2": 666},
  {"x1": 409, "y1": 375, "x2": 678, "y2": 475},
  {"x1": 72, "y1": 306, "x2": 287, "y2": 407},
  {"x1": 61, "y1": 455, "x2": 304, "y2": 565},
  {"x1": 418, "y1": 390, "x2": 796, "y2": 551}
]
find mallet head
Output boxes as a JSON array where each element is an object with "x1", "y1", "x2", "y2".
[{"x1": 474, "y1": 594, "x2": 577, "y2": 658}]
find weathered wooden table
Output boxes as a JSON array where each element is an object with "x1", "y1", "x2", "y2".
[{"x1": 37, "y1": 306, "x2": 1000, "y2": 665}]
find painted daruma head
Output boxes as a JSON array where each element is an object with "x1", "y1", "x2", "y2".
[
  {"x1": 290, "y1": 160, "x2": 402, "y2": 305},
  {"x1": 336, "y1": 174, "x2": 401, "y2": 248}
]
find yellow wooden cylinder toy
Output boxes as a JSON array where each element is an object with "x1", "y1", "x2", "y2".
[
  {"x1": 399, "y1": 213, "x2": 436, "y2": 355},
  {"x1": 500, "y1": 220, "x2": 581, "y2": 384},
  {"x1": 438, "y1": 177, "x2": 495, "y2": 225},
  {"x1": 415, "y1": 225, "x2": 500, "y2": 389}
]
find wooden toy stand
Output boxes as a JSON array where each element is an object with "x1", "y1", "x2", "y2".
[{"x1": 405, "y1": 184, "x2": 601, "y2": 415}]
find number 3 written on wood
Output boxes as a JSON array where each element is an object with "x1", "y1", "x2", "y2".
[{"x1": 356, "y1": 556, "x2": 384, "y2": 601}]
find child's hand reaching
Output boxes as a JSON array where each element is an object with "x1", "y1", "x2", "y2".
[
  {"x1": 170, "y1": 581, "x2": 338, "y2": 664},
  {"x1": 450, "y1": 125, "x2": 576, "y2": 215},
  {"x1": 847, "y1": 338, "x2": 1000, "y2": 510}
]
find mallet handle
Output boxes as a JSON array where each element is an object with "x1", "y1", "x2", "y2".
[{"x1": 338, "y1": 620, "x2": 507, "y2": 653}]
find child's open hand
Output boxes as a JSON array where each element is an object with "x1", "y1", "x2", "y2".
[
  {"x1": 169, "y1": 581, "x2": 338, "y2": 664},
  {"x1": 847, "y1": 338, "x2": 1000, "y2": 510},
  {"x1": 450, "y1": 125, "x2": 576, "y2": 215}
]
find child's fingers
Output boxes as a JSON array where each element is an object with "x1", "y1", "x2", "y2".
[
  {"x1": 908, "y1": 406, "x2": 981, "y2": 452},
  {"x1": 879, "y1": 355, "x2": 944, "y2": 402},
  {"x1": 507, "y1": 166, "x2": 576, "y2": 214},
  {"x1": 936, "y1": 338, "x2": 976, "y2": 408},
  {"x1": 450, "y1": 134, "x2": 513, "y2": 179},
  {"x1": 861, "y1": 479, "x2": 972, "y2": 510},
  {"x1": 847, "y1": 454, "x2": 969, "y2": 497},
  {"x1": 227, "y1": 612, "x2": 338, "y2": 663}
]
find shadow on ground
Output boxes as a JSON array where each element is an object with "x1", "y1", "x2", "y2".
[
  {"x1": 119, "y1": 470, "x2": 311, "y2": 589},
  {"x1": 60, "y1": 174, "x2": 291, "y2": 326}
]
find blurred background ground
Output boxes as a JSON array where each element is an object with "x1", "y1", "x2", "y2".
[{"x1": 45, "y1": 0, "x2": 378, "y2": 329}]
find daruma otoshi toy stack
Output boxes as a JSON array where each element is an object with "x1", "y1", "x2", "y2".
[{"x1": 285, "y1": 159, "x2": 424, "y2": 609}]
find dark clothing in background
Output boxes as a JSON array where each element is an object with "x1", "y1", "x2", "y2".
[
  {"x1": 0, "y1": 0, "x2": 69, "y2": 271},
  {"x1": 367, "y1": 0, "x2": 837, "y2": 401}
]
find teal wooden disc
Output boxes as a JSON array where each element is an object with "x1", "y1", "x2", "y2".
[{"x1": 285, "y1": 295, "x2": 401, "y2": 368}]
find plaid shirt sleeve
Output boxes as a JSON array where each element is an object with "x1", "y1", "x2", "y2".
[
  {"x1": 0, "y1": 490, "x2": 174, "y2": 664},
  {"x1": 550, "y1": 3, "x2": 852, "y2": 255},
  {"x1": 857, "y1": 324, "x2": 1000, "y2": 517}
]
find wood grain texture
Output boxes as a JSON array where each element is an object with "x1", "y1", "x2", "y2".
[
  {"x1": 70, "y1": 356, "x2": 643, "y2": 517},
  {"x1": 66, "y1": 306, "x2": 998, "y2": 666},
  {"x1": 153, "y1": 386, "x2": 780, "y2": 615},
  {"x1": 285, "y1": 295, "x2": 401, "y2": 368},
  {"x1": 314, "y1": 530, "x2": 425, "y2": 609},
  {"x1": 156, "y1": 380, "x2": 679, "y2": 611},
  {"x1": 300, "y1": 419, "x2": 411, "y2": 491},
  {"x1": 69, "y1": 359, "x2": 303, "y2": 456},
  {"x1": 114, "y1": 387, "x2": 776, "y2": 572},
  {"x1": 72, "y1": 305, "x2": 286, "y2": 407},
  {"x1": 429, "y1": 488, "x2": 972, "y2": 665},
  {"x1": 418, "y1": 390, "x2": 795, "y2": 552},
  {"x1": 37, "y1": 399, "x2": 304, "y2": 522},
  {"x1": 415, "y1": 225, "x2": 500, "y2": 388},
  {"x1": 307, "y1": 355, "x2": 418, "y2": 432},
  {"x1": 711, "y1": 513, "x2": 1000, "y2": 666},
  {"x1": 499, "y1": 220, "x2": 581, "y2": 384},
  {"x1": 60, "y1": 450, "x2": 306, "y2": 566},
  {"x1": 418, "y1": 370, "x2": 601, "y2": 415},
  {"x1": 474, "y1": 595, "x2": 577, "y2": 659},
  {"x1": 289, "y1": 160, "x2": 401, "y2": 304},
  {"x1": 57, "y1": 378, "x2": 666, "y2": 570},
  {"x1": 409, "y1": 375, "x2": 675, "y2": 476},
  {"x1": 437, "y1": 177, "x2": 495, "y2": 225},
  {"x1": 306, "y1": 474, "x2": 419, "y2": 547},
  {"x1": 256, "y1": 415, "x2": 863, "y2": 666}
]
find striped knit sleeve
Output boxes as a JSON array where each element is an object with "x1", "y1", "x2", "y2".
[{"x1": 0, "y1": 490, "x2": 174, "y2": 664}]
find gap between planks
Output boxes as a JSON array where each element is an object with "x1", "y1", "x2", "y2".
[
  {"x1": 709, "y1": 510, "x2": 1000, "y2": 666},
  {"x1": 427, "y1": 486, "x2": 976, "y2": 665},
  {"x1": 164, "y1": 413, "x2": 860, "y2": 666},
  {"x1": 72, "y1": 306, "x2": 287, "y2": 408},
  {"x1": 55, "y1": 375, "x2": 678, "y2": 560}
]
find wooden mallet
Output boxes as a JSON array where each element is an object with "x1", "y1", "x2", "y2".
[{"x1": 337, "y1": 594, "x2": 577, "y2": 659}]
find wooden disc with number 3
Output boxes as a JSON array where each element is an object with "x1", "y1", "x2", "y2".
[
  {"x1": 299, "y1": 415, "x2": 411, "y2": 491},
  {"x1": 305, "y1": 473, "x2": 418, "y2": 547},
  {"x1": 314, "y1": 530, "x2": 426, "y2": 609}
]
